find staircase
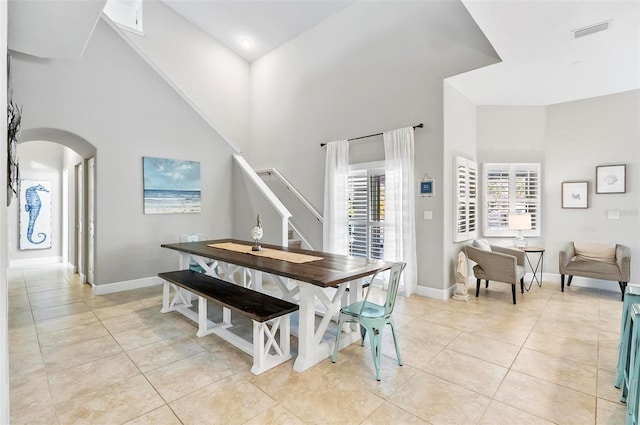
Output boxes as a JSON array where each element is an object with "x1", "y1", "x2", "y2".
[
  {"x1": 288, "y1": 228, "x2": 301, "y2": 249},
  {"x1": 256, "y1": 168, "x2": 323, "y2": 251}
]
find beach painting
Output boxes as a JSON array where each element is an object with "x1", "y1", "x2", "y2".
[{"x1": 143, "y1": 156, "x2": 201, "y2": 214}]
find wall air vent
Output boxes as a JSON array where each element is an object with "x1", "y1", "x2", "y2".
[{"x1": 572, "y1": 20, "x2": 611, "y2": 39}]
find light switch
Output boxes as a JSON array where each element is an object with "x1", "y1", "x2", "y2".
[
  {"x1": 608, "y1": 210, "x2": 620, "y2": 219},
  {"x1": 423, "y1": 211, "x2": 433, "y2": 220}
]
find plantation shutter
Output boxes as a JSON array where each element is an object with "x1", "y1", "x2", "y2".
[
  {"x1": 347, "y1": 170, "x2": 385, "y2": 259},
  {"x1": 453, "y1": 156, "x2": 478, "y2": 242},
  {"x1": 347, "y1": 171, "x2": 368, "y2": 257},
  {"x1": 483, "y1": 163, "x2": 541, "y2": 237}
]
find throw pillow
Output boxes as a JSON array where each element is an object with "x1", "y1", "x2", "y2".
[
  {"x1": 473, "y1": 239, "x2": 492, "y2": 251},
  {"x1": 574, "y1": 241, "x2": 616, "y2": 263}
]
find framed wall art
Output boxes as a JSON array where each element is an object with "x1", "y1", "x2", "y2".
[
  {"x1": 596, "y1": 164, "x2": 626, "y2": 194},
  {"x1": 19, "y1": 179, "x2": 52, "y2": 250},
  {"x1": 418, "y1": 179, "x2": 434, "y2": 197},
  {"x1": 143, "y1": 156, "x2": 201, "y2": 214},
  {"x1": 561, "y1": 181, "x2": 588, "y2": 209}
]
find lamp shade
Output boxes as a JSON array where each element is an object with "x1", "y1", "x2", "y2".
[{"x1": 508, "y1": 213, "x2": 532, "y2": 231}]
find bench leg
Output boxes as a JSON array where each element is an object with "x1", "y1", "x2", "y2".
[
  {"x1": 197, "y1": 296, "x2": 208, "y2": 337},
  {"x1": 223, "y1": 307, "x2": 232, "y2": 326},
  {"x1": 161, "y1": 280, "x2": 170, "y2": 313},
  {"x1": 161, "y1": 281, "x2": 193, "y2": 313},
  {"x1": 251, "y1": 315, "x2": 292, "y2": 375}
]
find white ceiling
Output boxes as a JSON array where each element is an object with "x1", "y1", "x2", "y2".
[
  {"x1": 161, "y1": 0, "x2": 640, "y2": 106},
  {"x1": 161, "y1": 0, "x2": 353, "y2": 63},
  {"x1": 7, "y1": 0, "x2": 639, "y2": 106},
  {"x1": 450, "y1": 0, "x2": 640, "y2": 105}
]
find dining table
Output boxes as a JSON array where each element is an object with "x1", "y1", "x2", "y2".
[{"x1": 161, "y1": 238, "x2": 397, "y2": 372}]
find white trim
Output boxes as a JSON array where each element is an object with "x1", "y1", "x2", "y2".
[
  {"x1": 115, "y1": 23, "x2": 145, "y2": 37},
  {"x1": 415, "y1": 283, "x2": 454, "y2": 300},
  {"x1": 544, "y1": 272, "x2": 624, "y2": 294},
  {"x1": 9, "y1": 256, "x2": 63, "y2": 268},
  {"x1": 92, "y1": 276, "x2": 162, "y2": 295},
  {"x1": 370, "y1": 273, "x2": 625, "y2": 302}
]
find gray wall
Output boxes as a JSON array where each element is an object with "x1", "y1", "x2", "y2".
[
  {"x1": 11, "y1": 18, "x2": 236, "y2": 285},
  {"x1": 123, "y1": 0, "x2": 250, "y2": 152},
  {"x1": 249, "y1": 1, "x2": 499, "y2": 293},
  {"x1": 443, "y1": 83, "x2": 479, "y2": 288},
  {"x1": 475, "y1": 90, "x2": 640, "y2": 286},
  {"x1": 545, "y1": 90, "x2": 640, "y2": 285}
]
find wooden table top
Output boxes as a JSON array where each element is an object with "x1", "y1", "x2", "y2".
[
  {"x1": 523, "y1": 246, "x2": 545, "y2": 253},
  {"x1": 161, "y1": 238, "x2": 397, "y2": 288}
]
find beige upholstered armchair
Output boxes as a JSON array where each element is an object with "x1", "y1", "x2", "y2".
[
  {"x1": 465, "y1": 241, "x2": 526, "y2": 304},
  {"x1": 559, "y1": 241, "x2": 631, "y2": 300}
]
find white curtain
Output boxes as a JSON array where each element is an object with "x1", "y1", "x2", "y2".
[
  {"x1": 383, "y1": 127, "x2": 418, "y2": 296},
  {"x1": 322, "y1": 140, "x2": 349, "y2": 255}
]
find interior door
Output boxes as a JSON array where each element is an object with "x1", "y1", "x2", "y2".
[
  {"x1": 75, "y1": 162, "x2": 84, "y2": 281},
  {"x1": 87, "y1": 157, "x2": 95, "y2": 285}
]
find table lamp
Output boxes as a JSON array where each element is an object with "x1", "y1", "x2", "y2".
[{"x1": 508, "y1": 213, "x2": 531, "y2": 249}]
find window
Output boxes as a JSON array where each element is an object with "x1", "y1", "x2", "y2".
[
  {"x1": 454, "y1": 156, "x2": 478, "y2": 242},
  {"x1": 103, "y1": 0, "x2": 144, "y2": 33},
  {"x1": 347, "y1": 165, "x2": 385, "y2": 259},
  {"x1": 483, "y1": 163, "x2": 541, "y2": 237}
]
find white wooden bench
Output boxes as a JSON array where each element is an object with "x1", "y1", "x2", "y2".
[{"x1": 159, "y1": 270, "x2": 299, "y2": 375}]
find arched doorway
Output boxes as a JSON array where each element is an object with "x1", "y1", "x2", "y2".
[{"x1": 16, "y1": 128, "x2": 96, "y2": 284}]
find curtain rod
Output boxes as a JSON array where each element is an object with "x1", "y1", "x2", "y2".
[{"x1": 320, "y1": 123, "x2": 423, "y2": 147}]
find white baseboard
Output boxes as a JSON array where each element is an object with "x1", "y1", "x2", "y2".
[
  {"x1": 9, "y1": 256, "x2": 63, "y2": 268},
  {"x1": 92, "y1": 276, "x2": 163, "y2": 295},
  {"x1": 415, "y1": 283, "x2": 455, "y2": 300},
  {"x1": 415, "y1": 272, "x2": 623, "y2": 302}
]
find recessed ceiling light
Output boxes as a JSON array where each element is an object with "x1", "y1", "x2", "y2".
[{"x1": 240, "y1": 38, "x2": 253, "y2": 49}]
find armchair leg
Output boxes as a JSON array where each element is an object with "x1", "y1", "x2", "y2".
[
  {"x1": 476, "y1": 279, "x2": 481, "y2": 297},
  {"x1": 485, "y1": 280, "x2": 489, "y2": 288},
  {"x1": 520, "y1": 277, "x2": 524, "y2": 294},
  {"x1": 511, "y1": 285, "x2": 516, "y2": 304},
  {"x1": 620, "y1": 282, "x2": 627, "y2": 301},
  {"x1": 567, "y1": 275, "x2": 573, "y2": 287},
  {"x1": 561, "y1": 274, "x2": 565, "y2": 292}
]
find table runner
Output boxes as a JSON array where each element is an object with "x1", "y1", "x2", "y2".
[{"x1": 208, "y1": 242, "x2": 323, "y2": 264}]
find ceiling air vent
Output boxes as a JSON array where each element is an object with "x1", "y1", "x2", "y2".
[{"x1": 572, "y1": 20, "x2": 611, "y2": 39}]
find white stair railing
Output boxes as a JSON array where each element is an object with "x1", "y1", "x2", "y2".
[
  {"x1": 234, "y1": 156, "x2": 291, "y2": 247},
  {"x1": 256, "y1": 168, "x2": 323, "y2": 250}
]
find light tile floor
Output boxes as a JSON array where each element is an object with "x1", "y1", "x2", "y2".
[{"x1": 8, "y1": 265, "x2": 628, "y2": 424}]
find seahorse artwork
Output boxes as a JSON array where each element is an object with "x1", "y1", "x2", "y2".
[
  {"x1": 25, "y1": 184, "x2": 49, "y2": 244},
  {"x1": 19, "y1": 180, "x2": 52, "y2": 250}
]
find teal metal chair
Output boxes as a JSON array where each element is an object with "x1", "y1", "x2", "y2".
[
  {"x1": 626, "y1": 303, "x2": 640, "y2": 425},
  {"x1": 331, "y1": 262, "x2": 406, "y2": 381},
  {"x1": 179, "y1": 233, "x2": 211, "y2": 273},
  {"x1": 616, "y1": 285, "x2": 640, "y2": 399}
]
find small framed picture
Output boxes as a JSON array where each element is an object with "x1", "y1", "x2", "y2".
[
  {"x1": 562, "y1": 181, "x2": 588, "y2": 209},
  {"x1": 596, "y1": 164, "x2": 626, "y2": 194},
  {"x1": 419, "y1": 179, "x2": 434, "y2": 197}
]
